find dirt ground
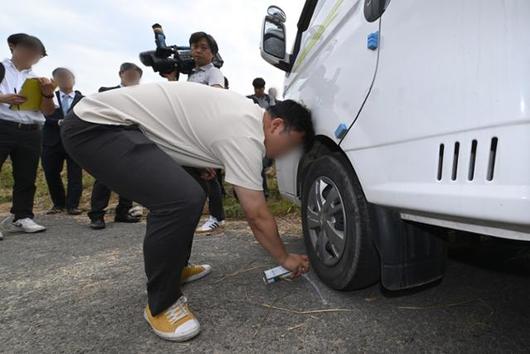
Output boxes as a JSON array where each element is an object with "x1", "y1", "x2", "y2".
[{"x1": 1, "y1": 214, "x2": 529, "y2": 353}]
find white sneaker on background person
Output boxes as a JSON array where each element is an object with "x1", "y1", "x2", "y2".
[
  {"x1": 195, "y1": 216, "x2": 224, "y2": 233},
  {"x1": 12, "y1": 218, "x2": 46, "y2": 233}
]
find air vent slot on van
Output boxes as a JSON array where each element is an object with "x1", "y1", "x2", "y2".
[
  {"x1": 468, "y1": 140, "x2": 477, "y2": 181},
  {"x1": 451, "y1": 142, "x2": 460, "y2": 181},
  {"x1": 487, "y1": 137, "x2": 498, "y2": 181},
  {"x1": 437, "y1": 144, "x2": 444, "y2": 181}
]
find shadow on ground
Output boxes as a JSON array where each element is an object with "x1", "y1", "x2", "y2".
[{"x1": 0, "y1": 215, "x2": 529, "y2": 353}]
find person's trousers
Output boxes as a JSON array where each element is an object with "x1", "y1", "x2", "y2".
[
  {"x1": 207, "y1": 178, "x2": 225, "y2": 221},
  {"x1": 62, "y1": 114, "x2": 206, "y2": 316},
  {"x1": 42, "y1": 143, "x2": 83, "y2": 210},
  {"x1": 88, "y1": 180, "x2": 134, "y2": 220},
  {"x1": 262, "y1": 157, "x2": 273, "y2": 197},
  {"x1": 0, "y1": 120, "x2": 42, "y2": 220}
]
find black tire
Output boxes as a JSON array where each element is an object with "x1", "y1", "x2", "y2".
[{"x1": 301, "y1": 153, "x2": 380, "y2": 290}]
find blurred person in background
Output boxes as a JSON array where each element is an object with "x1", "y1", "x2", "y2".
[
  {"x1": 247, "y1": 77, "x2": 275, "y2": 109},
  {"x1": 268, "y1": 87, "x2": 281, "y2": 104},
  {"x1": 42, "y1": 67, "x2": 84, "y2": 216},
  {"x1": 87, "y1": 62, "x2": 143, "y2": 230},
  {"x1": 247, "y1": 78, "x2": 276, "y2": 197}
]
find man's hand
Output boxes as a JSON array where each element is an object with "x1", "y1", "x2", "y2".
[
  {"x1": 200, "y1": 168, "x2": 216, "y2": 180},
  {"x1": 37, "y1": 78, "x2": 57, "y2": 115},
  {"x1": 37, "y1": 77, "x2": 57, "y2": 96},
  {"x1": 281, "y1": 253, "x2": 310, "y2": 278},
  {"x1": 0, "y1": 93, "x2": 27, "y2": 105},
  {"x1": 234, "y1": 185, "x2": 310, "y2": 277},
  {"x1": 162, "y1": 70, "x2": 178, "y2": 81}
]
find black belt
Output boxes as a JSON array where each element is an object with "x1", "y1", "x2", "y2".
[{"x1": 0, "y1": 119, "x2": 41, "y2": 131}]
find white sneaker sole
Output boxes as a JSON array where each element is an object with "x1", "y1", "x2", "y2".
[
  {"x1": 182, "y1": 265, "x2": 212, "y2": 284},
  {"x1": 143, "y1": 310, "x2": 200, "y2": 342},
  {"x1": 195, "y1": 225, "x2": 223, "y2": 234},
  {"x1": 13, "y1": 226, "x2": 46, "y2": 233}
]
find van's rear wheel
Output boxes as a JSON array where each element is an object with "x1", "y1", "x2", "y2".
[{"x1": 301, "y1": 153, "x2": 379, "y2": 290}]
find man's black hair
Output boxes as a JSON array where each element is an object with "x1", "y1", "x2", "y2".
[
  {"x1": 7, "y1": 33, "x2": 47, "y2": 56},
  {"x1": 52, "y1": 67, "x2": 74, "y2": 78},
  {"x1": 189, "y1": 32, "x2": 219, "y2": 55},
  {"x1": 119, "y1": 62, "x2": 143, "y2": 76},
  {"x1": 268, "y1": 100, "x2": 315, "y2": 151},
  {"x1": 252, "y1": 77, "x2": 265, "y2": 89}
]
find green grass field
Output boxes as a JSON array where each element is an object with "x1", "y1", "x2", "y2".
[{"x1": 0, "y1": 160, "x2": 299, "y2": 218}]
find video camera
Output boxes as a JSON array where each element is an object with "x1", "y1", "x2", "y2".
[{"x1": 139, "y1": 23, "x2": 223, "y2": 79}]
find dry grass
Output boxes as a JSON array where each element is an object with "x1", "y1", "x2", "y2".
[{"x1": 0, "y1": 160, "x2": 300, "y2": 220}]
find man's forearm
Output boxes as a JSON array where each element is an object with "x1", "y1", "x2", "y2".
[{"x1": 247, "y1": 210, "x2": 288, "y2": 264}]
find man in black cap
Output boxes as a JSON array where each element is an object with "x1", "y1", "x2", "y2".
[
  {"x1": 87, "y1": 62, "x2": 144, "y2": 229},
  {"x1": 0, "y1": 33, "x2": 55, "y2": 239}
]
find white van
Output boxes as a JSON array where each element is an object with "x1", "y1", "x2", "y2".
[{"x1": 260, "y1": 0, "x2": 530, "y2": 291}]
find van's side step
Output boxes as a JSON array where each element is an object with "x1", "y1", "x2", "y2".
[{"x1": 370, "y1": 206, "x2": 447, "y2": 290}]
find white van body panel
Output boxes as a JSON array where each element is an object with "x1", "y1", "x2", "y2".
[
  {"x1": 274, "y1": 0, "x2": 530, "y2": 240},
  {"x1": 276, "y1": 0, "x2": 380, "y2": 197}
]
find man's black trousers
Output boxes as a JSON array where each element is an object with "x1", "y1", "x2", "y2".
[
  {"x1": 42, "y1": 142, "x2": 83, "y2": 210},
  {"x1": 62, "y1": 114, "x2": 206, "y2": 316},
  {"x1": 0, "y1": 120, "x2": 42, "y2": 220}
]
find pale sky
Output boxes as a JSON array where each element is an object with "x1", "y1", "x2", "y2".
[{"x1": 0, "y1": 0, "x2": 305, "y2": 96}]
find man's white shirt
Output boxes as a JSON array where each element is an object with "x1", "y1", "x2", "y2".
[
  {"x1": 187, "y1": 63, "x2": 224, "y2": 87},
  {"x1": 0, "y1": 58, "x2": 44, "y2": 125}
]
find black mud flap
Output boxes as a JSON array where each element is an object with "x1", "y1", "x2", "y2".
[{"x1": 370, "y1": 206, "x2": 447, "y2": 290}]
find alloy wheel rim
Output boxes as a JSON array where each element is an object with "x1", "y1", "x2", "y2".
[{"x1": 306, "y1": 176, "x2": 346, "y2": 266}]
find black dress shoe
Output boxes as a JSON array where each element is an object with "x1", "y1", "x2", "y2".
[
  {"x1": 67, "y1": 208, "x2": 83, "y2": 215},
  {"x1": 90, "y1": 219, "x2": 106, "y2": 230},
  {"x1": 114, "y1": 214, "x2": 141, "y2": 223},
  {"x1": 46, "y1": 206, "x2": 64, "y2": 215}
]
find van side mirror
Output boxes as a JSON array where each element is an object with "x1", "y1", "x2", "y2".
[{"x1": 260, "y1": 6, "x2": 290, "y2": 71}]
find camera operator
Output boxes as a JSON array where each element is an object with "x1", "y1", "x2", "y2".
[
  {"x1": 163, "y1": 32, "x2": 224, "y2": 88},
  {"x1": 87, "y1": 62, "x2": 143, "y2": 230},
  {"x1": 164, "y1": 32, "x2": 226, "y2": 235}
]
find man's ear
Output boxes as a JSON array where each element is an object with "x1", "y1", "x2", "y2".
[{"x1": 271, "y1": 117, "x2": 285, "y2": 134}]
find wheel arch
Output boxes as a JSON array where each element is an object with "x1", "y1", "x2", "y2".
[{"x1": 296, "y1": 135, "x2": 357, "y2": 198}]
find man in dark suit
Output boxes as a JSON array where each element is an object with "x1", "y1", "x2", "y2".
[
  {"x1": 88, "y1": 62, "x2": 143, "y2": 229},
  {"x1": 42, "y1": 67, "x2": 83, "y2": 215}
]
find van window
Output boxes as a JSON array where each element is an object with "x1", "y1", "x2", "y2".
[{"x1": 364, "y1": 0, "x2": 391, "y2": 22}]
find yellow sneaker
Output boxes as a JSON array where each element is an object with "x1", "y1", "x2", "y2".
[
  {"x1": 144, "y1": 296, "x2": 200, "y2": 342},
  {"x1": 181, "y1": 264, "x2": 212, "y2": 284}
]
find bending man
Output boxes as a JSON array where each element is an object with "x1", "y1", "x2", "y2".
[{"x1": 61, "y1": 81, "x2": 314, "y2": 342}]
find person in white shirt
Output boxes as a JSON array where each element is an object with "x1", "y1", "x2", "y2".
[
  {"x1": 184, "y1": 32, "x2": 226, "y2": 235},
  {"x1": 0, "y1": 33, "x2": 56, "y2": 238},
  {"x1": 164, "y1": 32, "x2": 227, "y2": 235},
  {"x1": 61, "y1": 81, "x2": 314, "y2": 341}
]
